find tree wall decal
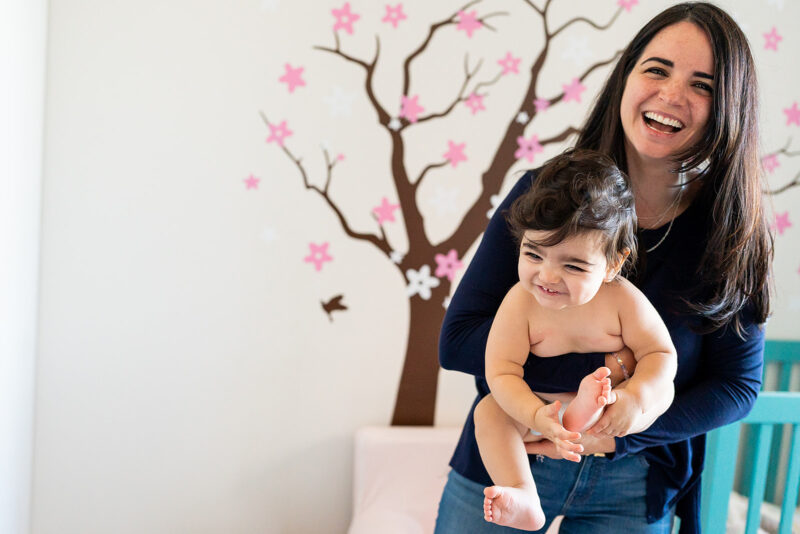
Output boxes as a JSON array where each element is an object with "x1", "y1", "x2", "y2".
[
  {"x1": 261, "y1": 0, "x2": 800, "y2": 425},
  {"x1": 260, "y1": 0, "x2": 629, "y2": 426}
]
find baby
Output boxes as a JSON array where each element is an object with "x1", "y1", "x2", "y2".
[{"x1": 474, "y1": 149, "x2": 677, "y2": 530}]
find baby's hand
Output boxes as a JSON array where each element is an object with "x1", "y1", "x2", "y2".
[
  {"x1": 587, "y1": 389, "x2": 643, "y2": 437},
  {"x1": 533, "y1": 401, "x2": 583, "y2": 462}
]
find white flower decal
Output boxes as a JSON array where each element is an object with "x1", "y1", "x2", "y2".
[
  {"x1": 390, "y1": 250, "x2": 405, "y2": 264},
  {"x1": 406, "y1": 264, "x2": 440, "y2": 300},
  {"x1": 487, "y1": 194, "x2": 501, "y2": 219}
]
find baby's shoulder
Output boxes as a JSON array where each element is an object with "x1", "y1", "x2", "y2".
[
  {"x1": 503, "y1": 281, "x2": 537, "y2": 309},
  {"x1": 597, "y1": 277, "x2": 649, "y2": 308}
]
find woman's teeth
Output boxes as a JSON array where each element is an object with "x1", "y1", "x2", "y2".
[{"x1": 643, "y1": 111, "x2": 684, "y2": 132}]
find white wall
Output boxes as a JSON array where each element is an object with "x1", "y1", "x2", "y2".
[
  {"x1": 32, "y1": 1, "x2": 800, "y2": 533},
  {"x1": 0, "y1": 1, "x2": 47, "y2": 533}
]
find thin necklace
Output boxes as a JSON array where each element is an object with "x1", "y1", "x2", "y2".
[{"x1": 645, "y1": 172, "x2": 686, "y2": 253}]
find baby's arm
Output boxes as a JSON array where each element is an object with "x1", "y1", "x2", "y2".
[
  {"x1": 591, "y1": 283, "x2": 677, "y2": 436},
  {"x1": 485, "y1": 283, "x2": 547, "y2": 431}
]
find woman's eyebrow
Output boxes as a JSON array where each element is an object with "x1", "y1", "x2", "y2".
[{"x1": 642, "y1": 56, "x2": 714, "y2": 80}]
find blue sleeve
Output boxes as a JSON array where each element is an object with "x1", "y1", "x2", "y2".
[
  {"x1": 438, "y1": 171, "x2": 606, "y2": 387},
  {"x1": 614, "y1": 312, "x2": 765, "y2": 457}
]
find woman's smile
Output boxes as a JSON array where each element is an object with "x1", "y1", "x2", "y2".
[{"x1": 642, "y1": 111, "x2": 684, "y2": 133}]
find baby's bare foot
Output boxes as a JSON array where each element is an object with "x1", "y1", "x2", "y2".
[
  {"x1": 483, "y1": 485, "x2": 546, "y2": 531},
  {"x1": 563, "y1": 367, "x2": 614, "y2": 432}
]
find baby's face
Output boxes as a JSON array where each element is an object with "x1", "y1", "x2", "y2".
[{"x1": 518, "y1": 229, "x2": 613, "y2": 310}]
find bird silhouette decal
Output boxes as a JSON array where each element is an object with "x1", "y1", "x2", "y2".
[{"x1": 321, "y1": 294, "x2": 348, "y2": 322}]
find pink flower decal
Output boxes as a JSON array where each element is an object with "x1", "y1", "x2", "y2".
[
  {"x1": 443, "y1": 141, "x2": 467, "y2": 167},
  {"x1": 764, "y1": 27, "x2": 782, "y2": 51},
  {"x1": 332, "y1": 3, "x2": 360, "y2": 35},
  {"x1": 278, "y1": 64, "x2": 305, "y2": 93},
  {"x1": 456, "y1": 10, "x2": 482, "y2": 38},
  {"x1": 400, "y1": 94, "x2": 425, "y2": 123},
  {"x1": 434, "y1": 249, "x2": 464, "y2": 281},
  {"x1": 562, "y1": 78, "x2": 587, "y2": 103},
  {"x1": 617, "y1": 0, "x2": 638, "y2": 12},
  {"x1": 784, "y1": 102, "x2": 800, "y2": 126},
  {"x1": 497, "y1": 52, "x2": 521, "y2": 75},
  {"x1": 773, "y1": 212, "x2": 792, "y2": 236},
  {"x1": 243, "y1": 174, "x2": 260, "y2": 190},
  {"x1": 382, "y1": 4, "x2": 406, "y2": 28},
  {"x1": 533, "y1": 98, "x2": 550, "y2": 112},
  {"x1": 515, "y1": 134, "x2": 544, "y2": 163},
  {"x1": 304, "y1": 242, "x2": 333, "y2": 271},
  {"x1": 266, "y1": 120, "x2": 293, "y2": 146},
  {"x1": 762, "y1": 154, "x2": 779, "y2": 173},
  {"x1": 373, "y1": 197, "x2": 400, "y2": 224},
  {"x1": 465, "y1": 93, "x2": 485, "y2": 114}
]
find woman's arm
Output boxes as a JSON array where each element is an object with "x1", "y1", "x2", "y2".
[
  {"x1": 613, "y1": 312, "x2": 764, "y2": 457},
  {"x1": 438, "y1": 175, "x2": 529, "y2": 377},
  {"x1": 590, "y1": 283, "x2": 678, "y2": 436},
  {"x1": 528, "y1": 314, "x2": 763, "y2": 458}
]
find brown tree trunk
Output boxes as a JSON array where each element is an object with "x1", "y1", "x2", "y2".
[{"x1": 391, "y1": 286, "x2": 448, "y2": 426}]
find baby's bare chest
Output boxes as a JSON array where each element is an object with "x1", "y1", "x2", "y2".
[{"x1": 528, "y1": 304, "x2": 624, "y2": 357}]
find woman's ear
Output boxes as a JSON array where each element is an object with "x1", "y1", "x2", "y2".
[{"x1": 605, "y1": 248, "x2": 631, "y2": 282}]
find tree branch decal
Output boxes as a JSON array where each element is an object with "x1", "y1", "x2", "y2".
[
  {"x1": 261, "y1": 1, "x2": 632, "y2": 425},
  {"x1": 314, "y1": 34, "x2": 390, "y2": 126},
  {"x1": 549, "y1": 8, "x2": 623, "y2": 39},
  {"x1": 259, "y1": 112, "x2": 391, "y2": 256},
  {"x1": 764, "y1": 138, "x2": 800, "y2": 195}
]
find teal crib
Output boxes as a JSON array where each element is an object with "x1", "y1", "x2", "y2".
[{"x1": 700, "y1": 339, "x2": 800, "y2": 534}]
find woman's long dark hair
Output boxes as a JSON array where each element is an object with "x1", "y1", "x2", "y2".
[{"x1": 576, "y1": 2, "x2": 772, "y2": 335}]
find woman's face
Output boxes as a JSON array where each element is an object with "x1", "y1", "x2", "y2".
[{"x1": 620, "y1": 21, "x2": 714, "y2": 165}]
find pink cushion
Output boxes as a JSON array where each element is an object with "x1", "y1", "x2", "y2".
[{"x1": 348, "y1": 427, "x2": 461, "y2": 534}]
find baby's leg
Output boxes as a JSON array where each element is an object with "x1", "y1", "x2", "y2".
[
  {"x1": 562, "y1": 367, "x2": 615, "y2": 432},
  {"x1": 474, "y1": 394, "x2": 546, "y2": 531}
]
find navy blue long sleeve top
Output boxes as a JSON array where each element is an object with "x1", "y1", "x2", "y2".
[{"x1": 439, "y1": 170, "x2": 765, "y2": 534}]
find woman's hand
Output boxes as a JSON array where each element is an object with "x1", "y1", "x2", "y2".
[
  {"x1": 586, "y1": 388, "x2": 645, "y2": 437},
  {"x1": 524, "y1": 431, "x2": 615, "y2": 458}
]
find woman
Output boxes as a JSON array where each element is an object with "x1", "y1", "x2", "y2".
[{"x1": 435, "y1": 3, "x2": 772, "y2": 533}]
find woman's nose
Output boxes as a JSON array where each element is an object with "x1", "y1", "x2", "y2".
[{"x1": 658, "y1": 79, "x2": 686, "y2": 106}]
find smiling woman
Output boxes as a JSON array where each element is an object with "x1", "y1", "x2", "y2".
[{"x1": 436, "y1": 3, "x2": 772, "y2": 533}]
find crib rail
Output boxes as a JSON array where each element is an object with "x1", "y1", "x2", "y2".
[{"x1": 702, "y1": 392, "x2": 800, "y2": 534}]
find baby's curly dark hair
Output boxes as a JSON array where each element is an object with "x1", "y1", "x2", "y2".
[{"x1": 507, "y1": 149, "x2": 638, "y2": 276}]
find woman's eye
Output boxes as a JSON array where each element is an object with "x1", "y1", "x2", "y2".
[
  {"x1": 693, "y1": 82, "x2": 713, "y2": 93},
  {"x1": 646, "y1": 67, "x2": 667, "y2": 76},
  {"x1": 525, "y1": 252, "x2": 541, "y2": 260}
]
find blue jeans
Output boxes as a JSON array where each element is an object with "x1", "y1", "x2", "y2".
[{"x1": 434, "y1": 455, "x2": 675, "y2": 533}]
